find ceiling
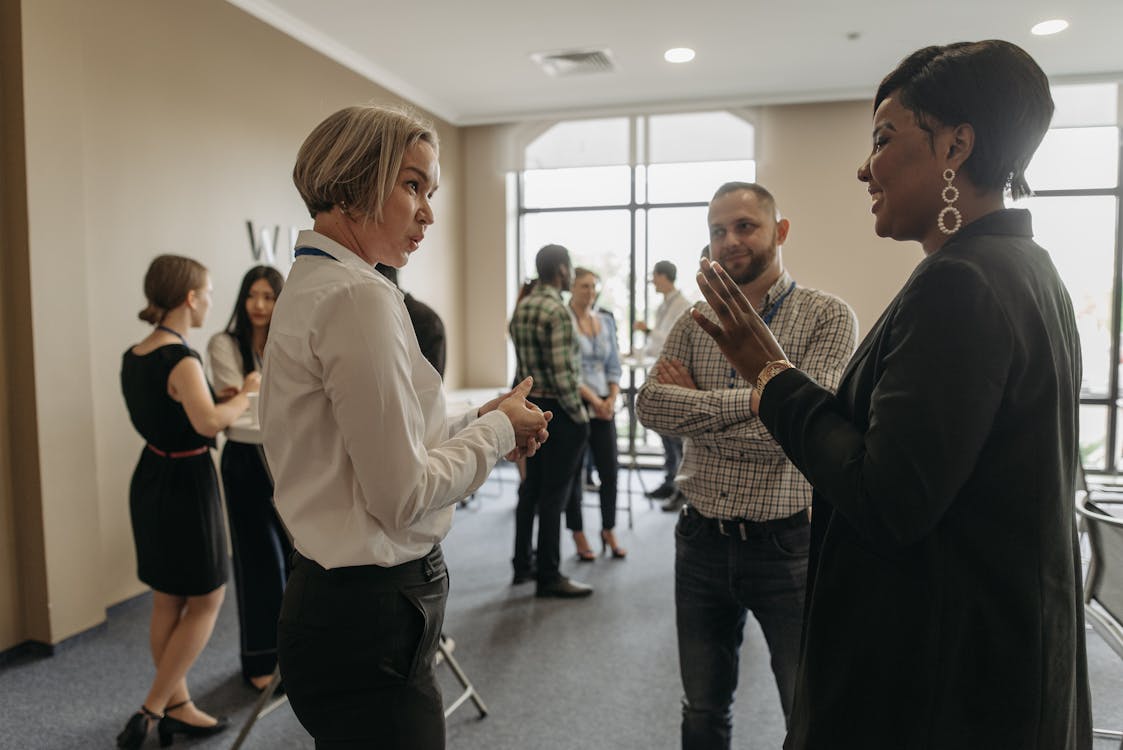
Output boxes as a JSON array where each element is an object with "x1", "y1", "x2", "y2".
[{"x1": 227, "y1": 0, "x2": 1123, "y2": 126}]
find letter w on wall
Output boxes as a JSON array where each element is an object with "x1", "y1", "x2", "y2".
[{"x1": 247, "y1": 221, "x2": 279, "y2": 265}]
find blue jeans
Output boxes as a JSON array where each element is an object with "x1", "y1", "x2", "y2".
[
  {"x1": 662, "y1": 434, "x2": 683, "y2": 484},
  {"x1": 674, "y1": 506, "x2": 809, "y2": 750}
]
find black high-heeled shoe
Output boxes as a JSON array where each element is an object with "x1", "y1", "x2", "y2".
[
  {"x1": 116, "y1": 705, "x2": 161, "y2": 749},
  {"x1": 601, "y1": 529, "x2": 627, "y2": 559},
  {"x1": 573, "y1": 531, "x2": 596, "y2": 562},
  {"x1": 156, "y1": 700, "x2": 230, "y2": 747}
]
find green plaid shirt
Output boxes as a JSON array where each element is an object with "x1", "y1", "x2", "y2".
[{"x1": 509, "y1": 284, "x2": 588, "y2": 424}]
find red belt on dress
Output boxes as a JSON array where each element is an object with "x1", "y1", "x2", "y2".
[{"x1": 146, "y1": 444, "x2": 209, "y2": 459}]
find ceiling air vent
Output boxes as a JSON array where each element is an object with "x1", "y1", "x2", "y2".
[{"x1": 531, "y1": 48, "x2": 616, "y2": 77}]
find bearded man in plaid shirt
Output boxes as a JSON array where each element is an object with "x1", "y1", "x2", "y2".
[{"x1": 637, "y1": 183, "x2": 857, "y2": 748}]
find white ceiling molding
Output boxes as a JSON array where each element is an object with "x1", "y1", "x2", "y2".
[{"x1": 223, "y1": 0, "x2": 457, "y2": 122}]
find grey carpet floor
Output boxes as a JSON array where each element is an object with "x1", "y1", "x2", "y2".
[{"x1": 2, "y1": 464, "x2": 1123, "y2": 749}]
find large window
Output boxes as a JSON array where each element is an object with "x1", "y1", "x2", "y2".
[
  {"x1": 516, "y1": 112, "x2": 755, "y2": 456},
  {"x1": 1012, "y1": 83, "x2": 1122, "y2": 473},
  {"x1": 517, "y1": 112, "x2": 755, "y2": 356}
]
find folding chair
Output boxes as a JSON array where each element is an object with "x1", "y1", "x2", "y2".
[
  {"x1": 229, "y1": 667, "x2": 287, "y2": 750},
  {"x1": 1074, "y1": 489, "x2": 1123, "y2": 748},
  {"x1": 437, "y1": 634, "x2": 488, "y2": 719}
]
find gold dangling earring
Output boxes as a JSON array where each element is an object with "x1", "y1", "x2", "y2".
[{"x1": 937, "y1": 168, "x2": 962, "y2": 235}]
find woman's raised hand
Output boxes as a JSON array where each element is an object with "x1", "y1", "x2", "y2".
[{"x1": 693, "y1": 259, "x2": 788, "y2": 383}]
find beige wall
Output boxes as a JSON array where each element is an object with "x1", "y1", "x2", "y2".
[
  {"x1": 461, "y1": 102, "x2": 923, "y2": 387},
  {"x1": 755, "y1": 100, "x2": 922, "y2": 331},
  {"x1": 5, "y1": 0, "x2": 465, "y2": 649}
]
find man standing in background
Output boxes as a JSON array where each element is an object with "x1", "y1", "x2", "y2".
[
  {"x1": 509, "y1": 244, "x2": 594, "y2": 598},
  {"x1": 635, "y1": 259, "x2": 692, "y2": 509}
]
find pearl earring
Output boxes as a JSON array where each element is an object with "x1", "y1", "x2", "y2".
[{"x1": 937, "y1": 168, "x2": 962, "y2": 235}]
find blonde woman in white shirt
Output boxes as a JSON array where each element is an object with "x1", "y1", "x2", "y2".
[
  {"x1": 207, "y1": 265, "x2": 287, "y2": 694},
  {"x1": 261, "y1": 104, "x2": 550, "y2": 750}
]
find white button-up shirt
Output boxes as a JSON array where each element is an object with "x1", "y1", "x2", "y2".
[
  {"x1": 260, "y1": 230, "x2": 514, "y2": 569},
  {"x1": 643, "y1": 288, "x2": 692, "y2": 358}
]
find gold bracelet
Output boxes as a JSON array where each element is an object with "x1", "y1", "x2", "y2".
[{"x1": 755, "y1": 359, "x2": 795, "y2": 394}]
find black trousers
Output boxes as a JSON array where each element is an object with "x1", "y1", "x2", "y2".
[
  {"x1": 566, "y1": 415, "x2": 619, "y2": 531},
  {"x1": 220, "y1": 440, "x2": 291, "y2": 679},
  {"x1": 513, "y1": 398, "x2": 589, "y2": 584},
  {"x1": 278, "y1": 546, "x2": 448, "y2": 750}
]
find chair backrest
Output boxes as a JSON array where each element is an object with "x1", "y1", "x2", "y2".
[{"x1": 1077, "y1": 492, "x2": 1123, "y2": 661}]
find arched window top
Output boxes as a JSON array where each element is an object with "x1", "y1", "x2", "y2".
[
  {"x1": 647, "y1": 111, "x2": 754, "y2": 164},
  {"x1": 522, "y1": 111, "x2": 756, "y2": 170},
  {"x1": 524, "y1": 117, "x2": 630, "y2": 169}
]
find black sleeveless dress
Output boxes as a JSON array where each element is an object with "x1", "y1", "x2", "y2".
[{"x1": 121, "y1": 344, "x2": 228, "y2": 595}]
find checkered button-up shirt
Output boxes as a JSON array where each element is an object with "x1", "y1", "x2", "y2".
[
  {"x1": 509, "y1": 284, "x2": 588, "y2": 424},
  {"x1": 636, "y1": 271, "x2": 857, "y2": 521}
]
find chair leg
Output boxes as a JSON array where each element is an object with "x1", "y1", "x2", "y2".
[
  {"x1": 438, "y1": 634, "x2": 488, "y2": 719},
  {"x1": 229, "y1": 666, "x2": 288, "y2": 750}
]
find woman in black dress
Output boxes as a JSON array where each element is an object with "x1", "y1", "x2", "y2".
[
  {"x1": 207, "y1": 265, "x2": 289, "y2": 692},
  {"x1": 117, "y1": 255, "x2": 260, "y2": 749},
  {"x1": 694, "y1": 41, "x2": 1090, "y2": 748}
]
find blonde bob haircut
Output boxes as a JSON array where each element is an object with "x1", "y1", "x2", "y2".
[{"x1": 293, "y1": 104, "x2": 439, "y2": 222}]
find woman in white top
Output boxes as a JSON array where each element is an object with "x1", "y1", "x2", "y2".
[
  {"x1": 206, "y1": 265, "x2": 287, "y2": 692},
  {"x1": 260, "y1": 104, "x2": 550, "y2": 749}
]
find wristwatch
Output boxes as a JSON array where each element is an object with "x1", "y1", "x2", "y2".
[{"x1": 755, "y1": 359, "x2": 795, "y2": 394}]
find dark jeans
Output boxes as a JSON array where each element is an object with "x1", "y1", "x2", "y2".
[
  {"x1": 662, "y1": 434, "x2": 683, "y2": 484},
  {"x1": 220, "y1": 440, "x2": 291, "y2": 680},
  {"x1": 513, "y1": 398, "x2": 589, "y2": 584},
  {"x1": 278, "y1": 547, "x2": 448, "y2": 750},
  {"x1": 675, "y1": 505, "x2": 809, "y2": 750},
  {"x1": 566, "y1": 415, "x2": 619, "y2": 531}
]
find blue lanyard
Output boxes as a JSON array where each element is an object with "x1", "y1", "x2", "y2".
[
  {"x1": 729, "y1": 281, "x2": 797, "y2": 389},
  {"x1": 295, "y1": 247, "x2": 340, "y2": 261},
  {"x1": 156, "y1": 325, "x2": 187, "y2": 346}
]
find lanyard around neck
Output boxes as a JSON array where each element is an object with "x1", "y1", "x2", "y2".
[
  {"x1": 729, "y1": 281, "x2": 797, "y2": 389},
  {"x1": 156, "y1": 325, "x2": 187, "y2": 346},
  {"x1": 295, "y1": 247, "x2": 340, "y2": 262}
]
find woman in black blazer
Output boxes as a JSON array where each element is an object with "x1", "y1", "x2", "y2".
[{"x1": 695, "y1": 41, "x2": 1091, "y2": 749}]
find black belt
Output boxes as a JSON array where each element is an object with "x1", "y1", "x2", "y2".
[
  {"x1": 682, "y1": 504, "x2": 809, "y2": 540},
  {"x1": 291, "y1": 545, "x2": 445, "y2": 589}
]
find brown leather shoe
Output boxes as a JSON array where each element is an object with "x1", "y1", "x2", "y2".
[{"x1": 536, "y1": 576, "x2": 594, "y2": 598}]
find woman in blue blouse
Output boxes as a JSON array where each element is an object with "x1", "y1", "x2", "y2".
[{"x1": 566, "y1": 267, "x2": 626, "y2": 559}]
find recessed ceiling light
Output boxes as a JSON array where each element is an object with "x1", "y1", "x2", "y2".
[
  {"x1": 664, "y1": 47, "x2": 695, "y2": 64},
  {"x1": 1031, "y1": 19, "x2": 1069, "y2": 35}
]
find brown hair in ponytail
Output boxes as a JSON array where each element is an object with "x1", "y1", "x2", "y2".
[{"x1": 138, "y1": 255, "x2": 208, "y2": 325}]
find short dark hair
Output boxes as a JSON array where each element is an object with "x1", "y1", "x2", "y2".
[
  {"x1": 711, "y1": 182, "x2": 779, "y2": 219},
  {"x1": 652, "y1": 260, "x2": 677, "y2": 282},
  {"x1": 535, "y1": 244, "x2": 571, "y2": 283},
  {"x1": 874, "y1": 40, "x2": 1053, "y2": 200}
]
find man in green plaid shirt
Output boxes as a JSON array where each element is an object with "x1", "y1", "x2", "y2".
[{"x1": 509, "y1": 244, "x2": 593, "y2": 598}]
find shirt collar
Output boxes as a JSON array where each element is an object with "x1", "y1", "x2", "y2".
[
  {"x1": 533, "y1": 283, "x2": 564, "y2": 302},
  {"x1": 942, "y1": 208, "x2": 1033, "y2": 250},
  {"x1": 295, "y1": 230, "x2": 377, "y2": 273},
  {"x1": 760, "y1": 270, "x2": 795, "y2": 311}
]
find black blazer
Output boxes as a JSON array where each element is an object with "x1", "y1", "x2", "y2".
[{"x1": 760, "y1": 210, "x2": 1091, "y2": 749}]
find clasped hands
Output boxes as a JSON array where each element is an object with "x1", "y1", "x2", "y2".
[
  {"x1": 479, "y1": 377, "x2": 552, "y2": 460},
  {"x1": 692, "y1": 259, "x2": 789, "y2": 409}
]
